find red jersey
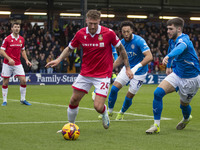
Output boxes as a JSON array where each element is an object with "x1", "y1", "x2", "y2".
[
  {"x1": 69, "y1": 25, "x2": 120, "y2": 78},
  {"x1": 1, "y1": 33, "x2": 25, "y2": 65}
]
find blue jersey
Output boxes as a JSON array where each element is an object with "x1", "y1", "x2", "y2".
[
  {"x1": 167, "y1": 33, "x2": 200, "y2": 78},
  {"x1": 121, "y1": 34, "x2": 150, "y2": 75}
]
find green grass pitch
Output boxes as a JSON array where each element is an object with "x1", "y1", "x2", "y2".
[{"x1": 0, "y1": 84, "x2": 200, "y2": 150}]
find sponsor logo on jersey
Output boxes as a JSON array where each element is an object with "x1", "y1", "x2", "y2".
[
  {"x1": 82, "y1": 43, "x2": 99, "y2": 47},
  {"x1": 98, "y1": 34, "x2": 103, "y2": 41},
  {"x1": 99, "y1": 42, "x2": 104, "y2": 47},
  {"x1": 10, "y1": 44, "x2": 22, "y2": 47}
]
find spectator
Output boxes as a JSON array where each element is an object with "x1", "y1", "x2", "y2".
[
  {"x1": 74, "y1": 53, "x2": 81, "y2": 73},
  {"x1": 61, "y1": 57, "x2": 68, "y2": 73},
  {"x1": 31, "y1": 57, "x2": 39, "y2": 73},
  {"x1": 39, "y1": 54, "x2": 46, "y2": 73},
  {"x1": 46, "y1": 54, "x2": 53, "y2": 73}
]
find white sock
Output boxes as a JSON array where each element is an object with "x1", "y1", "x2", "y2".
[
  {"x1": 154, "y1": 120, "x2": 160, "y2": 126},
  {"x1": 119, "y1": 110, "x2": 124, "y2": 114},
  {"x1": 108, "y1": 108, "x2": 113, "y2": 114},
  {"x1": 102, "y1": 104, "x2": 108, "y2": 115},
  {"x1": 67, "y1": 105, "x2": 79, "y2": 123},
  {"x1": 20, "y1": 85, "x2": 26, "y2": 101},
  {"x1": 2, "y1": 86, "x2": 8, "y2": 102}
]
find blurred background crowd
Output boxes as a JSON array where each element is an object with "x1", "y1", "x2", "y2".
[{"x1": 1, "y1": 20, "x2": 200, "y2": 74}]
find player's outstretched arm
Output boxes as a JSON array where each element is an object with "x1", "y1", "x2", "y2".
[
  {"x1": 45, "y1": 46, "x2": 73, "y2": 68},
  {"x1": 116, "y1": 43, "x2": 133, "y2": 79},
  {"x1": 0, "y1": 49, "x2": 15, "y2": 66}
]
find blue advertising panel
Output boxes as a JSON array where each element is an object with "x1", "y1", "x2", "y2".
[
  {"x1": 0, "y1": 73, "x2": 78, "y2": 85},
  {"x1": 0, "y1": 73, "x2": 167, "y2": 85}
]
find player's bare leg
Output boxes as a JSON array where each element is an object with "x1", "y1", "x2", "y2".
[
  {"x1": 68, "y1": 89, "x2": 85, "y2": 123},
  {"x1": 94, "y1": 95, "x2": 110, "y2": 129}
]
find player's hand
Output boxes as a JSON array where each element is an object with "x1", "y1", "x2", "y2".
[
  {"x1": 166, "y1": 68, "x2": 172, "y2": 75},
  {"x1": 26, "y1": 60, "x2": 32, "y2": 67},
  {"x1": 162, "y1": 56, "x2": 169, "y2": 65},
  {"x1": 45, "y1": 59, "x2": 60, "y2": 68},
  {"x1": 8, "y1": 58, "x2": 15, "y2": 66},
  {"x1": 126, "y1": 67, "x2": 133, "y2": 79}
]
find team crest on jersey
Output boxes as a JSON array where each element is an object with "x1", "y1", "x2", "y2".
[
  {"x1": 11, "y1": 40, "x2": 13, "y2": 42},
  {"x1": 19, "y1": 39, "x2": 22, "y2": 43},
  {"x1": 84, "y1": 35, "x2": 87, "y2": 40},
  {"x1": 98, "y1": 34, "x2": 103, "y2": 41},
  {"x1": 178, "y1": 38, "x2": 183, "y2": 44},
  {"x1": 131, "y1": 44, "x2": 135, "y2": 49}
]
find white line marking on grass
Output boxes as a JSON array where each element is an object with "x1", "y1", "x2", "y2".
[
  {"x1": 0, "y1": 118, "x2": 171, "y2": 125},
  {"x1": 1, "y1": 98, "x2": 172, "y2": 120}
]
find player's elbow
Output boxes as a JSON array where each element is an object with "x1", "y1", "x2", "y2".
[
  {"x1": 148, "y1": 53, "x2": 153, "y2": 62},
  {"x1": 0, "y1": 49, "x2": 3, "y2": 56}
]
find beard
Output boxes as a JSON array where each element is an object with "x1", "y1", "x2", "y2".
[
  {"x1": 170, "y1": 32, "x2": 178, "y2": 40},
  {"x1": 124, "y1": 34, "x2": 132, "y2": 42}
]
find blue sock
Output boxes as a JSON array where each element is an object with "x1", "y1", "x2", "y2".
[
  {"x1": 108, "y1": 85, "x2": 119, "y2": 109},
  {"x1": 180, "y1": 104, "x2": 191, "y2": 120},
  {"x1": 121, "y1": 96, "x2": 133, "y2": 113},
  {"x1": 153, "y1": 87, "x2": 166, "y2": 120}
]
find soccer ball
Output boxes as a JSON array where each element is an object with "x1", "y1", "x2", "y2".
[{"x1": 62, "y1": 123, "x2": 80, "y2": 140}]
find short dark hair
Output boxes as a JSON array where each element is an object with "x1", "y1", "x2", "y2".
[
  {"x1": 167, "y1": 17, "x2": 184, "y2": 30},
  {"x1": 11, "y1": 22, "x2": 20, "y2": 28},
  {"x1": 120, "y1": 21, "x2": 134, "y2": 30},
  {"x1": 86, "y1": 10, "x2": 101, "y2": 20}
]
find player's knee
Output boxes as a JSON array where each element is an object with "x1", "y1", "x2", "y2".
[
  {"x1": 20, "y1": 79, "x2": 26, "y2": 85},
  {"x1": 154, "y1": 87, "x2": 166, "y2": 101}
]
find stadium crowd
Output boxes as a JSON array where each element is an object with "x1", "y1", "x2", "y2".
[{"x1": 0, "y1": 21, "x2": 200, "y2": 74}]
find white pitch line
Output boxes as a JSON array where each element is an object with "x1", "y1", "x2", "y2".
[
  {"x1": 0, "y1": 119, "x2": 159, "y2": 125},
  {"x1": 1, "y1": 98, "x2": 172, "y2": 120}
]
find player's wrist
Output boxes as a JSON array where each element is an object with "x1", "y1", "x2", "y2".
[{"x1": 131, "y1": 63, "x2": 142, "y2": 74}]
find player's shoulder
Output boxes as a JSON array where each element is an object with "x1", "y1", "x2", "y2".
[
  {"x1": 134, "y1": 34, "x2": 144, "y2": 41},
  {"x1": 19, "y1": 35, "x2": 24, "y2": 39},
  {"x1": 133, "y1": 34, "x2": 146, "y2": 45},
  {"x1": 101, "y1": 26, "x2": 115, "y2": 34},
  {"x1": 177, "y1": 33, "x2": 189, "y2": 44},
  {"x1": 19, "y1": 35, "x2": 25, "y2": 40},
  {"x1": 4, "y1": 34, "x2": 12, "y2": 41},
  {"x1": 76, "y1": 27, "x2": 86, "y2": 35}
]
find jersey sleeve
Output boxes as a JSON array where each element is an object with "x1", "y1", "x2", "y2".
[
  {"x1": 69, "y1": 32, "x2": 80, "y2": 49},
  {"x1": 111, "y1": 45, "x2": 118, "y2": 61},
  {"x1": 167, "y1": 42, "x2": 186, "y2": 58},
  {"x1": 109, "y1": 29, "x2": 121, "y2": 48},
  {"x1": 137, "y1": 37, "x2": 150, "y2": 53},
  {"x1": 22, "y1": 38, "x2": 25, "y2": 50},
  {"x1": 1, "y1": 38, "x2": 8, "y2": 50}
]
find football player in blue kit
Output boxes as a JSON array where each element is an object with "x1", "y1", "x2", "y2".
[
  {"x1": 107, "y1": 21, "x2": 153, "y2": 120},
  {"x1": 146, "y1": 17, "x2": 200, "y2": 134}
]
